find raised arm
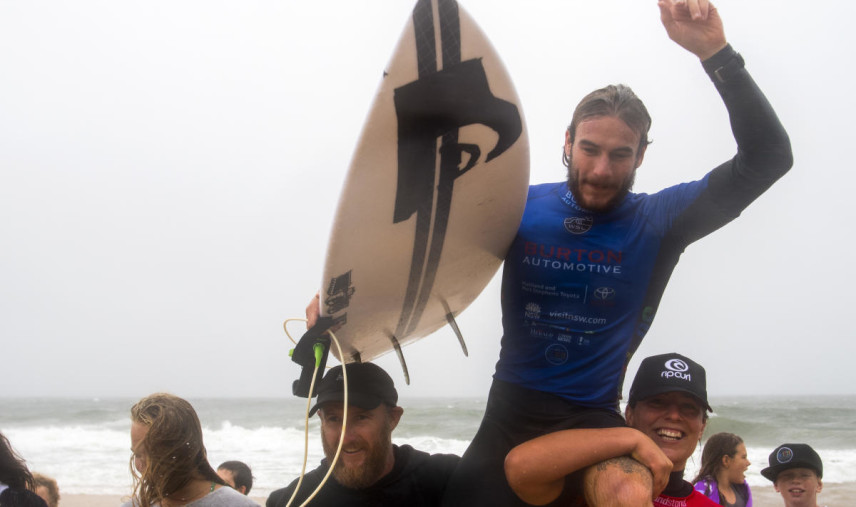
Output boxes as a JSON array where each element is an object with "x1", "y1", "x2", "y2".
[
  {"x1": 660, "y1": 0, "x2": 792, "y2": 237},
  {"x1": 504, "y1": 427, "x2": 672, "y2": 505}
]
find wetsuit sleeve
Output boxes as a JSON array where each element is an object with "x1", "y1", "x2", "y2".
[{"x1": 699, "y1": 44, "x2": 793, "y2": 222}]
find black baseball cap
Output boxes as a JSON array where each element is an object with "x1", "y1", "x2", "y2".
[
  {"x1": 309, "y1": 362, "x2": 398, "y2": 416},
  {"x1": 761, "y1": 443, "x2": 823, "y2": 482},
  {"x1": 627, "y1": 353, "x2": 712, "y2": 411}
]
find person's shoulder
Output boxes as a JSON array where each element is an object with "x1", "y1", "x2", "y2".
[
  {"x1": 266, "y1": 482, "x2": 298, "y2": 507},
  {"x1": 397, "y1": 443, "x2": 459, "y2": 460},
  {"x1": 220, "y1": 486, "x2": 261, "y2": 505},
  {"x1": 191, "y1": 486, "x2": 261, "y2": 506},
  {"x1": 528, "y1": 181, "x2": 566, "y2": 200},
  {"x1": 265, "y1": 486, "x2": 286, "y2": 507},
  {"x1": 382, "y1": 445, "x2": 459, "y2": 502},
  {"x1": 643, "y1": 174, "x2": 711, "y2": 209},
  {"x1": 396, "y1": 444, "x2": 460, "y2": 472},
  {"x1": 686, "y1": 489, "x2": 720, "y2": 506},
  {"x1": 0, "y1": 488, "x2": 50, "y2": 507},
  {"x1": 692, "y1": 477, "x2": 715, "y2": 495},
  {"x1": 266, "y1": 471, "x2": 323, "y2": 507}
]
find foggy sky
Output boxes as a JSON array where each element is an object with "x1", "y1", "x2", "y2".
[{"x1": 1, "y1": 0, "x2": 853, "y2": 400}]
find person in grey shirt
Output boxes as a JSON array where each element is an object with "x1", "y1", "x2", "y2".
[{"x1": 122, "y1": 393, "x2": 259, "y2": 507}]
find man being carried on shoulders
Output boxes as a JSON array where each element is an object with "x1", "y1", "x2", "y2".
[{"x1": 443, "y1": 0, "x2": 793, "y2": 505}]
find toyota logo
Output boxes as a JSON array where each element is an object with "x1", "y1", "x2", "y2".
[{"x1": 594, "y1": 287, "x2": 615, "y2": 300}]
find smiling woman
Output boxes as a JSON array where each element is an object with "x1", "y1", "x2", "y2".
[
  {"x1": 504, "y1": 353, "x2": 719, "y2": 506},
  {"x1": 625, "y1": 391, "x2": 707, "y2": 473}
]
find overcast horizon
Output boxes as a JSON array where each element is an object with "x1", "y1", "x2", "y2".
[{"x1": 2, "y1": 0, "x2": 854, "y2": 400}]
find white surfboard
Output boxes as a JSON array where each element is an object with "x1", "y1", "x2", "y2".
[{"x1": 319, "y1": 0, "x2": 529, "y2": 371}]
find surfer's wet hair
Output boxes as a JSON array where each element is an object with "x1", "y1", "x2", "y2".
[
  {"x1": 130, "y1": 393, "x2": 225, "y2": 506},
  {"x1": 563, "y1": 84, "x2": 653, "y2": 167}
]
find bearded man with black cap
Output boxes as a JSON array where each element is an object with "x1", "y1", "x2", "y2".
[
  {"x1": 266, "y1": 362, "x2": 460, "y2": 507},
  {"x1": 504, "y1": 352, "x2": 717, "y2": 506},
  {"x1": 761, "y1": 443, "x2": 825, "y2": 507}
]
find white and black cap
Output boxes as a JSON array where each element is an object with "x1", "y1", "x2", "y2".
[
  {"x1": 628, "y1": 352, "x2": 712, "y2": 411},
  {"x1": 761, "y1": 443, "x2": 823, "y2": 482}
]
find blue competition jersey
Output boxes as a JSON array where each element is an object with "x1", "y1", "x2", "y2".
[
  {"x1": 497, "y1": 179, "x2": 709, "y2": 408},
  {"x1": 493, "y1": 45, "x2": 793, "y2": 410}
]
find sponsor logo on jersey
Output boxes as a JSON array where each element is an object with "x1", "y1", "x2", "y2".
[
  {"x1": 564, "y1": 216, "x2": 593, "y2": 234},
  {"x1": 547, "y1": 311, "x2": 607, "y2": 326},
  {"x1": 642, "y1": 306, "x2": 656, "y2": 322},
  {"x1": 558, "y1": 334, "x2": 592, "y2": 347},
  {"x1": 545, "y1": 343, "x2": 569, "y2": 365},
  {"x1": 593, "y1": 286, "x2": 616, "y2": 301},
  {"x1": 530, "y1": 327, "x2": 554, "y2": 339},
  {"x1": 524, "y1": 302, "x2": 541, "y2": 319},
  {"x1": 524, "y1": 242, "x2": 622, "y2": 264}
]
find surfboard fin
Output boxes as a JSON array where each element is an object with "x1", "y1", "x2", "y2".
[
  {"x1": 446, "y1": 312, "x2": 469, "y2": 357},
  {"x1": 389, "y1": 335, "x2": 411, "y2": 385}
]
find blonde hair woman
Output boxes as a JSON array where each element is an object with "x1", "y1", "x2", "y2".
[{"x1": 124, "y1": 393, "x2": 258, "y2": 507}]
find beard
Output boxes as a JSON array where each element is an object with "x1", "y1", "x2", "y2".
[
  {"x1": 322, "y1": 419, "x2": 393, "y2": 489},
  {"x1": 566, "y1": 154, "x2": 635, "y2": 213}
]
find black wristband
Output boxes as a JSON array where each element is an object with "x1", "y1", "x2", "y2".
[
  {"x1": 712, "y1": 53, "x2": 745, "y2": 83},
  {"x1": 702, "y1": 44, "x2": 745, "y2": 84}
]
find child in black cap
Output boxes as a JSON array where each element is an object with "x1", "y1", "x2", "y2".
[{"x1": 761, "y1": 443, "x2": 825, "y2": 507}]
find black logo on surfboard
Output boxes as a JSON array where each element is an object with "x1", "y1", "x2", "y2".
[
  {"x1": 325, "y1": 270, "x2": 355, "y2": 322},
  {"x1": 392, "y1": 0, "x2": 522, "y2": 339}
]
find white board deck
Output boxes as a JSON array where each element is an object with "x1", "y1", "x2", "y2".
[{"x1": 320, "y1": 0, "x2": 529, "y2": 365}]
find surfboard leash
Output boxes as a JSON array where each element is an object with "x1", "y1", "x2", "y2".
[
  {"x1": 289, "y1": 317, "x2": 336, "y2": 397},
  {"x1": 284, "y1": 324, "x2": 322, "y2": 507},
  {"x1": 282, "y1": 319, "x2": 349, "y2": 507}
]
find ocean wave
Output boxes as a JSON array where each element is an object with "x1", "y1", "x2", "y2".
[{"x1": 3, "y1": 396, "x2": 854, "y2": 495}]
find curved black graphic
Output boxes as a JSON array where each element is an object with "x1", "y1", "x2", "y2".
[
  {"x1": 393, "y1": 0, "x2": 522, "y2": 339},
  {"x1": 392, "y1": 58, "x2": 521, "y2": 221}
]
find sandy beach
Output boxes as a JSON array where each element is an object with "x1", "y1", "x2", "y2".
[
  {"x1": 58, "y1": 484, "x2": 853, "y2": 506},
  {"x1": 60, "y1": 494, "x2": 269, "y2": 506}
]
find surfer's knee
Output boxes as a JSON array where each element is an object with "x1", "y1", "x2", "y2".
[{"x1": 583, "y1": 456, "x2": 653, "y2": 507}]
